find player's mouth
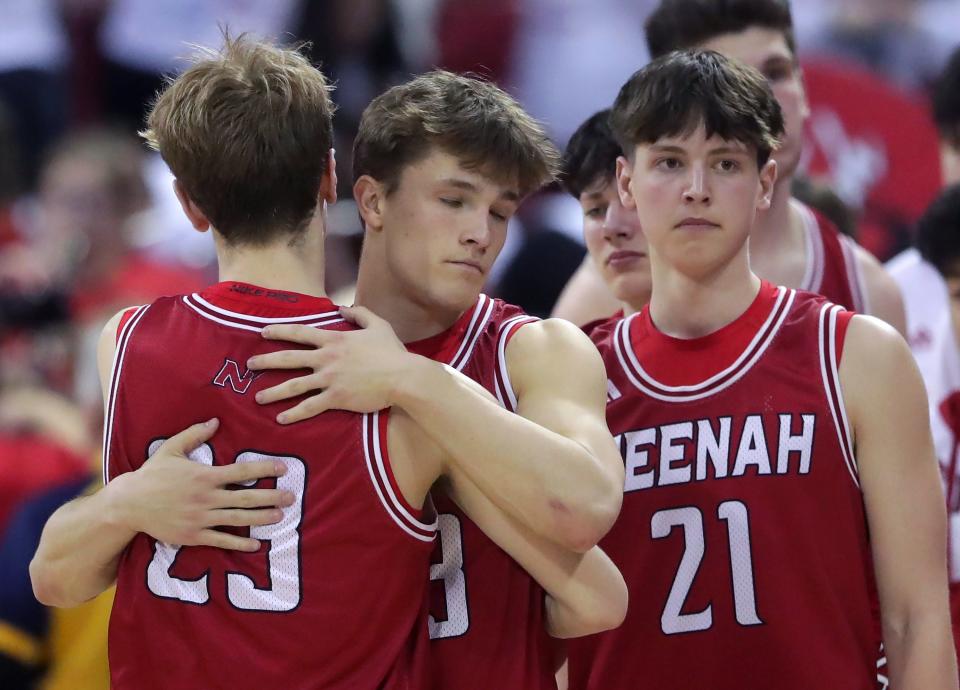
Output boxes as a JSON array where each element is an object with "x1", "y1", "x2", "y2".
[
  {"x1": 447, "y1": 259, "x2": 484, "y2": 275},
  {"x1": 606, "y1": 250, "x2": 647, "y2": 269},
  {"x1": 674, "y1": 217, "x2": 721, "y2": 230}
]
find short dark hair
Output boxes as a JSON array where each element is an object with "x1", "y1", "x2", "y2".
[
  {"x1": 561, "y1": 109, "x2": 622, "y2": 199},
  {"x1": 352, "y1": 70, "x2": 559, "y2": 198},
  {"x1": 933, "y1": 46, "x2": 960, "y2": 147},
  {"x1": 916, "y1": 183, "x2": 960, "y2": 277},
  {"x1": 610, "y1": 50, "x2": 784, "y2": 169},
  {"x1": 143, "y1": 35, "x2": 336, "y2": 246},
  {"x1": 645, "y1": 0, "x2": 796, "y2": 60}
]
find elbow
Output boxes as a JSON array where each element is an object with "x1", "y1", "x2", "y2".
[
  {"x1": 30, "y1": 557, "x2": 80, "y2": 609},
  {"x1": 555, "y1": 477, "x2": 623, "y2": 553},
  {"x1": 30, "y1": 558, "x2": 62, "y2": 607},
  {"x1": 587, "y1": 581, "x2": 629, "y2": 635}
]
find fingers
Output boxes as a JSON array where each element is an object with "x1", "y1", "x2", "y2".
[
  {"x1": 206, "y1": 459, "x2": 288, "y2": 486},
  {"x1": 339, "y1": 305, "x2": 376, "y2": 328},
  {"x1": 160, "y1": 418, "x2": 219, "y2": 456},
  {"x1": 209, "y1": 508, "x2": 285, "y2": 529},
  {"x1": 255, "y1": 374, "x2": 325, "y2": 405},
  {"x1": 212, "y1": 488, "x2": 295, "y2": 509},
  {"x1": 194, "y1": 529, "x2": 262, "y2": 553},
  {"x1": 247, "y1": 349, "x2": 320, "y2": 372},
  {"x1": 276, "y1": 391, "x2": 336, "y2": 425},
  {"x1": 259, "y1": 323, "x2": 337, "y2": 345}
]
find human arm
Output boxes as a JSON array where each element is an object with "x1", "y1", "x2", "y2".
[
  {"x1": 29, "y1": 311, "x2": 292, "y2": 608},
  {"x1": 251, "y1": 310, "x2": 625, "y2": 551},
  {"x1": 443, "y1": 466, "x2": 627, "y2": 638},
  {"x1": 855, "y1": 245, "x2": 907, "y2": 337},
  {"x1": 841, "y1": 315, "x2": 957, "y2": 689},
  {"x1": 551, "y1": 255, "x2": 621, "y2": 326}
]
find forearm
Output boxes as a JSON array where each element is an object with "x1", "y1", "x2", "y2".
[
  {"x1": 544, "y1": 547, "x2": 628, "y2": 639},
  {"x1": 30, "y1": 484, "x2": 135, "y2": 607},
  {"x1": 396, "y1": 356, "x2": 619, "y2": 550},
  {"x1": 884, "y1": 611, "x2": 958, "y2": 690},
  {"x1": 450, "y1": 470, "x2": 627, "y2": 639}
]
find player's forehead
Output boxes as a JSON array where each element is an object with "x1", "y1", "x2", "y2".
[
  {"x1": 400, "y1": 146, "x2": 521, "y2": 200},
  {"x1": 698, "y1": 26, "x2": 794, "y2": 72},
  {"x1": 642, "y1": 126, "x2": 753, "y2": 156}
]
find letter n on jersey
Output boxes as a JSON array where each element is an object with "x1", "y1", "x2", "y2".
[{"x1": 212, "y1": 358, "x2": 262, "y2": 394}]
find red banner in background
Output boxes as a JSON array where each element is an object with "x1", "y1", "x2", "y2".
[{"x1": 801, "y1": 58, "x2": 942, "y2": 258}]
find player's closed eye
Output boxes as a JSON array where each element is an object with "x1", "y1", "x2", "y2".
[{"x1": 440, "y1": 197, "x2": 464, "y2": 208}]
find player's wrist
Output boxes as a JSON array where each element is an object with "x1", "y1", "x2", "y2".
[
  {"x1": 389, "y1": 353, "x2": 440, "y2": 409},
  {"x1": 102, "y1": 474, "x2": 145, "y2": 538}
]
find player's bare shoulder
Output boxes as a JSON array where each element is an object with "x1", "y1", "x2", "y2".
[
  {"x1": 838, "y1": 312, "x2": 925, "y2": 436},
  {"x1": 853, "y1": 244, "x2": 907, "y2": 336}
]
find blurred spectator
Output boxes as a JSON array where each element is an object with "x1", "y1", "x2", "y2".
[
  {"x1": 0, "y1": 476, "x2": 112, "y2": 690},
  {"x1": 508, "y1": 0, "x2": 654, "y2": 146},
  {"x1": 0, "y1": 0, "x2": 68, "y2": 189},
  {"x1": 934, "y1": 46, "x2": 960, "y2": 187},
  {"x1": 801, "y1": 0, "x2": 954, "y2": 90},
  {"x1": 97, "y1": 0, "x2": 301, "y2": 131}
]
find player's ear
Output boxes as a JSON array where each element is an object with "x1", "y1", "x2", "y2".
[
  {"x1": 757, "y1": 158, "x2": 778, "y2": 211},
  {"x1": 616, "y1": 155, "x2": 637, "y2": 210},
  {"x1": 172, "y1": 179, "x2": 211, "y2": 232},
  {"x1": 354, "y1": 174, "x2": 386, "y2": 233},
  {"x1": 319, "y1": 148, "x2": 337, "y2": 205}
]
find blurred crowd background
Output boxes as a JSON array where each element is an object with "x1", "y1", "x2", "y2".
[{"x1": 0, "y1": 0, "x2": 958, "y2": 687}]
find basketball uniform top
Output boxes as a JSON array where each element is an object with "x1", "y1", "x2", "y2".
[
  {"x1": 794, "y1": 199, "x2": 868, "y2": 313},
  {"x1": 104, "y1": 281, "x2": 436, "y2": 690},
  {"x1": 568, "y1": 281, "x2": 878, "y2": 690},
  {"x1": 406, "y1": 294, "x2": 557, "y2": 690},
  {"x1": 888, "y1": 249, "x2": 960, "y2": 641}
]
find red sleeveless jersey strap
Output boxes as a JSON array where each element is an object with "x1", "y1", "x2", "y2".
[
  {"x1": 115, "y1": 307, "x2": 141, "y2": 344},
  {"x1": 834, "y1": 308, "x2": 855, "y2": 362}
]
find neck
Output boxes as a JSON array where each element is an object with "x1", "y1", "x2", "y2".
[
  {"x1": 355, "y1": 242, "x2": 464, "y2": 343},
  {"x1": 749, "y1": 175, "x2": 803, "y2": 257},
  {"x1": 215, "y1": 225, "x2": 327, "y2": 298},
  {"x1": 647, "y1": 247, "x2": 761, "y2": 339}
]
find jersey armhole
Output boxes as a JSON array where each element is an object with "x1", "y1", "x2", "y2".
[
  {"x1": 102, "y1": 305, "x2": 148, "y2": 486},
  {"x1": 819, "y1": 304, "x2": 860, "y2": 488},
  {"x1": 493, "y1": 316, "x2": 540, "y2": 412},
  {"x1": 361, "y1": 410, "x2": 437, "y2": 542}
]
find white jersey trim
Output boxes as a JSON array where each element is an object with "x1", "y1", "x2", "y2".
[
  {"x1": 190, "y1": 293, "x2": 340, "y2": 323},
  {"x1": 818, "y1": 303, "x2": 860, "y2": 488},
  {"x1": 361, "y1": 411, "x2": 437, "y2": 542},
  {"x1": 183, "y1": 295, "x2": 345, "y2": 333},
  {"x1": 102, "y1": 305, "x2": 151, "y2": 485},
  {"x1": 614, "y1": 287, "x2": 795, "y2": 402},
  {"x1": 450, "y1": 294, "x2": 495, "y2": 371},
  {"x1": 796, "y1": 200, "x2": 825, "y2": 295},
  {"x1": 839, "y1": 234, "x2": 869, "y2": 314},
  {"x1": 493, "y1": 315, "x2": 539, "y2": 411}
]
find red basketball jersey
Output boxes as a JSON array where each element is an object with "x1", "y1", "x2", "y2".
[
  {"x1": 568, "y1": 282, "x2": 878, "y2": 690},
  {"x1": 795, "y1": 200, "x2": 867, "y2": 313},
  {"x1": 104, "y1": 282, "x2": 436, "y2": 690},
  {"x1": 406, "y1": 294, "x2": 558, "y2": 690}
]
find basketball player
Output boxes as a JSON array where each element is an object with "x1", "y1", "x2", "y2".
[
  {"x1": 553, "y1": 0, "x2": 906, "y2": 336},
  {"x1": 29, "y1": 41, "x2": 627, "y2": 689},
  {"x1": 244, "y1": 72, "x2": 629, "y2": 690},
  {"x1": 559, "y1": 108, "x2": 652, "y2": 326},
  {"x1": 887, "y1": 46, "x2": 960, "y2": 663},
  {"x1": 566, "y1": 50, "x2": 956, "y2": 690}
]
